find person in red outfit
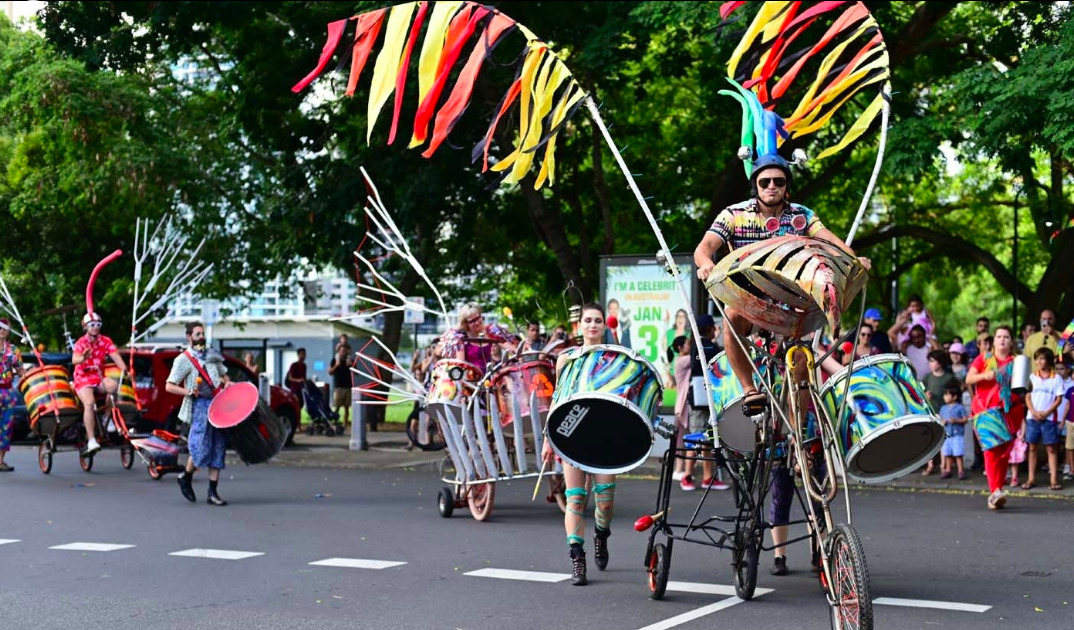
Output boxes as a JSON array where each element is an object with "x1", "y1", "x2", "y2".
[
  {"x1": 72, "y1": 312, "x2": 129, "y2": 456},
  {"x1": 965, "y1": 325, "x2": 1024, "y2": 510}
]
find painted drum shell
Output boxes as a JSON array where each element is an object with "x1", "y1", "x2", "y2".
[
  {"x1": 207, "y1": 382, "x2": 288, "y2": 464},
  {"x1": 547, "y1": 344, "x2": 663, "y2": 474},
  {"x1": 819, "y1": 353, "x2": 944, "y2": 483}
]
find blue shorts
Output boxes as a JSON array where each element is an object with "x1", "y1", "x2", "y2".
[
  {"x1": 1024, "y1": 418, "x2": 1059, "y2": 445},
  {"x1": 941, "y1": 436, "x2": 964, "y2": 458}
]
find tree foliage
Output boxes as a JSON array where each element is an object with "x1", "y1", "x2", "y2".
[{"x1": 3, "y1": 0, "x2": 1069, "y2": 354}]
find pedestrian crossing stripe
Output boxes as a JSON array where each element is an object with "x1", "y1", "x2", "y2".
[
  {"x1": 465, "y1": 568, "x2": 571, "y2": 583},
  {"x1": 169, "y1": 549, "x2": 265, "y2": 560},
  {"x1": 49, "y1": 543, "x2": 135, "y2": 552},
  {"x1": 309, "y1": 558, "x2": 407, "y2": 569},
  {"x1": 0, "y1": 539, "x2": 21, "y2": 545}
]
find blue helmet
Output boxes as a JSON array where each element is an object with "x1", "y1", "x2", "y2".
[{"x1": 750, "y1": 154, "x2": 793, "y2": 191}]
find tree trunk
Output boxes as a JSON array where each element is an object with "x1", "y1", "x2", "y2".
[{"x1": 520, "y1": 179, "x2": 591, "y2": 301}]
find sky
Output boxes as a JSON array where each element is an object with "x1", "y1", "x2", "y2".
[{"x1": 5, "y1": 1, "x2": 44, "y2": 24}]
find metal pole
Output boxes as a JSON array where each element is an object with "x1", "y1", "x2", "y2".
[{"x1": 1013, "y1": 198, "x2": 1019, "y2": 325}]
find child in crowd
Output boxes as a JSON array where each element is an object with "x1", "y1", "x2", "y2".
[
  {"x1": 1057, "y1": 361, "x2": 1072, "y2": 480},
  {"x1": 939, "y1": 386, "x2": 969, "y2": 479},
  {"x1": 1024, "y1": 348, "x2": 1064, "y2": 490},
  {"x1": 1062, "y1": 362, "x2": 1074, "y2": 481},
  {"x1": 949, "y1": 342, "x2": 968, "y2": 383}
]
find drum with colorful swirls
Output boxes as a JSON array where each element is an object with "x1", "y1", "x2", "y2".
[
  {"x1": 819, "y1": 353, "x2": 944, "y2": 484},
  {"x1": 547, "y1": 344, "x2": 663, "y2": 474},
  {"x1": 972, "y1": 408, "x2": 1013, "y2": 451},
  {"x1": 426, "y1": 359, "x2": 482, "y2": 406},
  {"x1": 706, "y1": 349, "x2": 781, "y2": 454}
]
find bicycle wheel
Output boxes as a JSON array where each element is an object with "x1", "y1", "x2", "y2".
[
  {"x1": 827, "y1": 523, "x2": 873, "y2": 630},
  {"x1": 407, "y1": 412, "x2": 447, "y2": 451},
  {"x1": 647, "y1": 541, "x2": 671, "y2": 600},
  {"x1": 734, "y1": 529, "x2": 760, "y2": 600}
]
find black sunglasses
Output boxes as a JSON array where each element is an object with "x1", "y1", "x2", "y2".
[{"x1": 758, "y1": 177, "x2": 786, "y2": 189}]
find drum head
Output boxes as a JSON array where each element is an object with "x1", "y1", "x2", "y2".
[
  {"x1": 547, "y1": 394, "x2": 653, "y2": 474},
  {"x1": 718, "y1": 397, "x2": 757, "y2": 454},
  {"x1": 208, "y1": 382, "x2": 259, "y2": 429},
  {"x1": 846, "y1": 415, "x2": 944, "y2": 484}
]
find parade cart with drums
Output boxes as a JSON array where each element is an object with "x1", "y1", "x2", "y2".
[
  {"x1": 23, "y1": 362, "x2": 144, "y2": 474},
  {"x1": 429, "y1": 340, "x2": 568, "y2": 521}
]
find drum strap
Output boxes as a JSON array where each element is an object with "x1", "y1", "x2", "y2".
[{"x1": 184, "y1": 350, "x2": 221, "y2": 396}]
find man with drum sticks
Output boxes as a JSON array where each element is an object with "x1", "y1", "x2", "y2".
[
  {"x1": 167, "y1": 322, "x2": 231, "y2": 506},
  {"x1": 694, "y1": 153, "x2": 870, "y2": 575}
]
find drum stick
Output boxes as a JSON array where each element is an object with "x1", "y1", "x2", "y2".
[{"x1": 531, "y1": 456, "x2": 549, "y2": 501}]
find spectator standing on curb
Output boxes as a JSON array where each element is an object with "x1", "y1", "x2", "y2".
[
  {"x1": 939, "y1": 386, "x2": 969, "y2": 479},
  {"x1": 1061, "y1": 362, "x2": 1074, "y2": 481},
  {"x1": 0, "y1": 318, "x2": 25, "y2": 472},
  {"x1": 922, "y1": 350, "x2": 960, "y2": 476},
  {"x1": 329, "y1": 343, "x2": 352, "y2": 430},
  {"x1": 1024, "y1": 310, "x2": 1061, "y2": 360},
  {"x1": 243, "y1": 351, "x2": 260, "y2": 377},
  {"x1": 671, "y1": 335, "x2": 692, "y2": 483},
  {"x1": 286, "y1": 348, "x2": 307, "y2": 410},
  {"x1": 964, "y1": 317, "x2": 990, "y2": 361},
  {"x1": 894, "y1": 323, "x2": 940, "y2": 380},
  {"x1": 1024, "y1": 348, "x2": 1064, "y2": 490},
  {"x1": 863, "y1": 308, "x2": 892, "y2": 354}
]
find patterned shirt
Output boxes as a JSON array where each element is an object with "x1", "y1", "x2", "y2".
[
  {"x1": 708, "y1": 200, "x2": 825, "y2": 250},
  {"x1": 73, "y1": 333, "x2": 118, "y2": 389},
  {"x1": 167, "y1": 348, "x2": 227, "y2": 424},
  {"x1": 0, "y1": 341, "x2": 22, "y2": 388},
  {"x1": 939, "y1": 402, "x2": 967, "y2": 438}
]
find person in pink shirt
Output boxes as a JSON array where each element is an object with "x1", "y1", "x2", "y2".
[{"x1": 72, "y1": 312, "x2": 129, "y2": 456}]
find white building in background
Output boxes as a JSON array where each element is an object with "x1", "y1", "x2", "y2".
[
  {"x1": 2, "y1": 1, "x2": 43, "y2": 24},
  {"x1": 148, "y1": 270, "x2": 383, "y2": 388}
]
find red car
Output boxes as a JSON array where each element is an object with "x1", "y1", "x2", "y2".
[{"x1": 126, "y1": 347, "x2": 301, "y2": 445}]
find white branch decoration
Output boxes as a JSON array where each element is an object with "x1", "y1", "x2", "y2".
[
  {"x1": 0, "y1": 274, "x2": 41, "y2": 363},
  {"x1": 333, "y1": 167, "x2": 448, "y2": 324},
  {"x1": 129, "y1": 216, "x2": 215, "y2": 346}
]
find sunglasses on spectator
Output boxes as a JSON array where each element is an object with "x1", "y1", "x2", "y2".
[
  {"x1": 758, "y1": 177, "x2": 786, "y2": 189},
  {"x1": 859, "y1": 332, "x2": 870, "y2": 338},
  {"x1": 466, "y1": 315, "x2": 484, "y2": 325}
]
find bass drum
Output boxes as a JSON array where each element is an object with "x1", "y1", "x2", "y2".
[
  {"x1": 18, "y1": 365, "x2": 82, "y2": 436},
  {"x1": 547, "y1": 345, "x2": 662, "y2": 474},
  {"x1": 207, "y1": 382, "x2": 288, "y2": 464},
  {"x1": 704, "y1": 350, "x2": 779, "y2": 455},
  {"x1": 819, "y1": 353, "x2": 944, "y2": 484}
]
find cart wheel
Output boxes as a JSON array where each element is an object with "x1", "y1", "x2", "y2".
[
  {"x1": 120, "y1": 445, "x2": 135, "y2": 469},
  {"x1": 647, "y1": 542, "x2": 671, "y2": 600},
  {"x1": 467, "y1": 482, "x2": 495, "y2": 521},
  {"x1": 147, "y1": 464, "x2": 163, "y2": 480},
  {"x1": 734, "y1": 534, "x2": 760, "y2": 600},
  {"x1": 305, "y1": 425, "x2": 314, "y2": 436},
  {"x1": 38, "y1": 440, "x2": 53, "y2": 474},
  {"x1": 828, "y1": 524, "x2": 873, "y2": 630},
  {"x1": 325, "y1": 426, "x2": 336, "y2": 437},
  {"x1": 79, "y1": 450, "x2": 94, "y2": 472},
  {"x1": 437, "y1": 487, "x2": 455, "y2": 518}
]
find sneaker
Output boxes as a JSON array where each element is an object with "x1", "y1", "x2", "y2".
[
  {"x1": 672, "y1": 471, "x2": 685, "y2": 482},
  {"x1": 177, "y1": 473, "x2": 197, "y2": 503},
  {"x1": 770, "y1": 555, "x2": 789, "y2": 576},
  {"x1": 958, "y1": 471, "x2": 967, "y2": 480},
  {"x1": 680, "y1": 476, "x2": 697, "y2": 492},
  {"x1": 569, "y1": 546, "x2": 588, "y2": 586},
  {"x1": 83, "y1": 438, "x2": 102, "y2": 457},
  {"x1": 593, "y1": 529, "x2": 609, "y2": 571},
  {"x1": 206, "y1": 492, "x2": 228, "y2": 507},
  {"x1": 702, "y1": 477, "x2": 730, "y2": 491},
  {"x1": 939, "y1": 471, "x2": 952, "y2": 479}
]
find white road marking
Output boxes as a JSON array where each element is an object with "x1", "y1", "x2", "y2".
[
  {"x1": 666, "y1": 581, "x2": 773, "y2": 597},
  {"x1": 636, "y1": 597, "x2": 747, "y2": 630},
  {"x1": 309, "y1": 558, "x2": 407, "y2": 570},
  {"x1": 49, "y1": 543, "x2": 135, "y2": 552},
  {"x1": 169, "y1": 549, "x2": 265, "y2": 560},
  {"x1": 0, "y1": 539, "x2": 20, "y2": 545},
  {"x1": 873, "y1": 597, "x2": 991, "y2": 613},
  {"x1": 465, "y1": 568, "x2": 571, "y2": 583}
]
